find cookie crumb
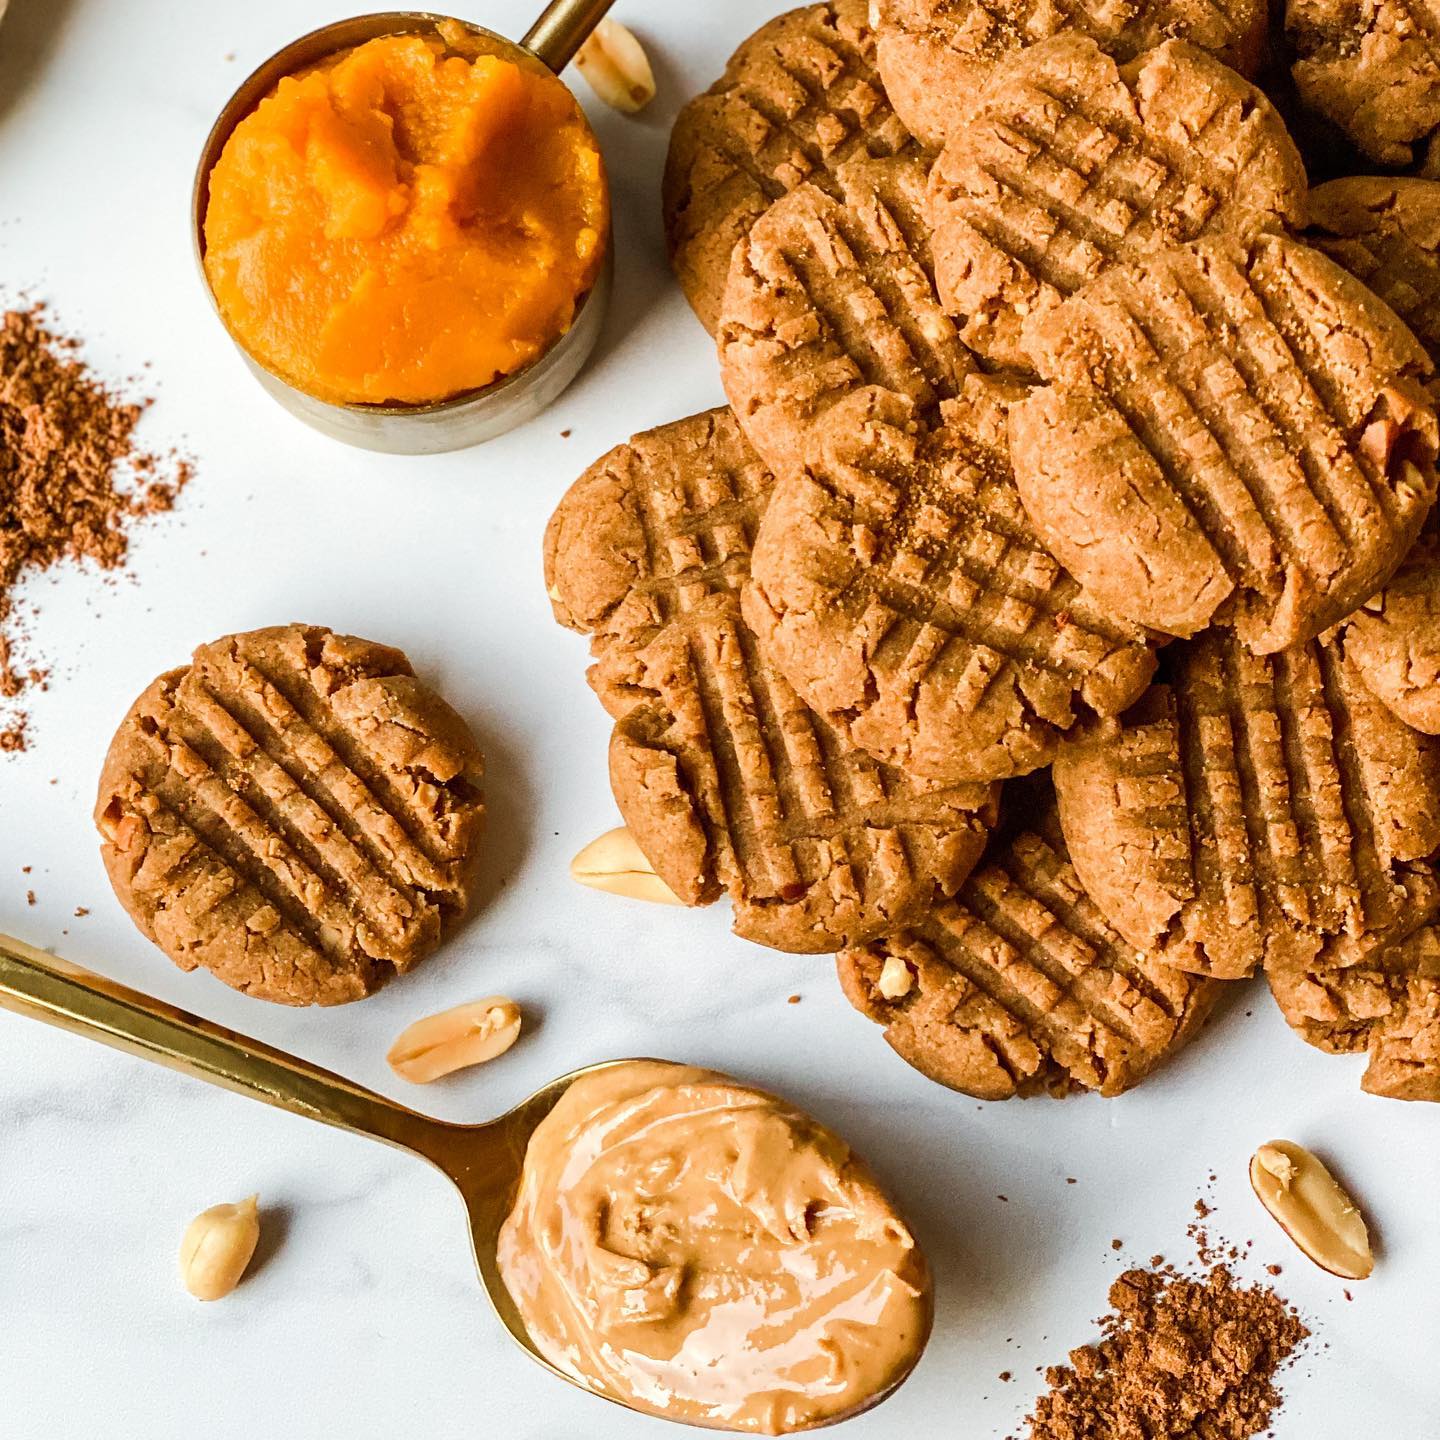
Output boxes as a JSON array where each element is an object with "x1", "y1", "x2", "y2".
[
  {"x1": 787, "y1": 994, "x2": 801, "y2": 1005},
  {"x1": 73, "y1": 906, "x2": 88, "y2": 917},
  {"x1": 1111, "y1": 1238, "x2": 1123, "y2": 1250},
  {"x1": 25, "y1": 889, "x2": 35, "y2": 905}
]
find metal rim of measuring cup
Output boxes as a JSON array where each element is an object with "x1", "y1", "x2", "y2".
[{"x1": 190, "y1": 11, "x2": 614, "y2": 455}]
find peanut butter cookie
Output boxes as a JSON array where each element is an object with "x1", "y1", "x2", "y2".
[
  {"x1": 1308, "y1": 177, "x2": 1440, "y2": 367},
  {"x1": 1333, "y1": 525, "x2": 1440, "y2": 733},
  {"x1": 96, "y1": 625, "x2": 485, "y2": 1006},
  {"x1": 1053, "y1": 629, "x2": 1440, "y2": 981},
  {"x1": 718, "y1": 154, "x2": 976, "y2": 482},
  {"x1": 839, "y1": 806, "x2": 1221, "y2": 1099},
  {"x1": 544, "y1": 409, "x2": 999, "y2": 954},
  {"x1": 926, "y1": 38, "x2": 1307, "y2": 372},
  {"x1": 1288, "y1": 0, "x2": 1440, "y2": 167},
  {"x1": 1011, "y1": 235, "x2": 1440, "y2": 651},
  {"x1": 872, "y1": 0, "x2": 1266, "y2": 148},
  {"x1": 663, "y1": 0, "x2": 920, "y2": 335},
  {"x1": 744, "y1": 377, "x2": 1156, "y2": 782},
  {"x1": 1267, "y1": 866, "x2": 1440, "y2": 1101}
]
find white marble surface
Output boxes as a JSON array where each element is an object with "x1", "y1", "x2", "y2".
[{"x1": 0, "y1": 2, "x2": 1436, "y2": 1436}]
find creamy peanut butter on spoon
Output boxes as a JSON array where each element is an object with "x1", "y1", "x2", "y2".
[{"x1": 497, "y1": 1061, "x2": 932, "y2": 1434}]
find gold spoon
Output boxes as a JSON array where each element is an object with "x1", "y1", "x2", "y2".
[
  {"x1": 0, "y1": 934, "x2": 625, "y2": 1407},
  {"x1": 0, "y1": 935, "x2": 920, "y2": 1431}
]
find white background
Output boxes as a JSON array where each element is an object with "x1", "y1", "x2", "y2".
[{"x1": 0, "y1": 2, "x2": 1435, "y2": 1436}]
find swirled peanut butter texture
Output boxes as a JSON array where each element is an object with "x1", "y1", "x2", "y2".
[{"x1": 497, "y1": 1061, "x2": 931, "y2": 1433}]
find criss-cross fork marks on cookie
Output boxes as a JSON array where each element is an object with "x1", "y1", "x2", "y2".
[
  {"x1": 664, "y1": 0, "x2": 919, "y2": 335},
  {"x1": 1053, "y1": 629, "x2": 1440, "y2": 981},
  {"x1": 872, "y1": 0, "x2": 1266, "y2": 147},
  {"x1": 1012, "y1": 235, "x2": 1440, "y2": 652},
  {"x1": 840, "y1": 823, "x2": 1219, "y2": 1099},
  {"x1": 96, "y1": 627, "x2": 485, "y2": 1006},
  {"x1": 545, "y1": 409, "x2": 997, "y2": 954},
  {"x1": 718, "y1": 155, "x2": 976, "y2": 483},
  {"x1": 746, "y1": 381, "x2": 1155, "y2": 782},
  {"x1": 1268, "y1": 871, "x2": 1440, "y2": 1100},
  {"x1": 926, "y1": 37, "x2": 1306, "y2": 372}
]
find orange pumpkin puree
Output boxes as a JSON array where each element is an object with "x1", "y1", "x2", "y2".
[{"x1": 202, "y1": 32, "x2": 609, "y2": 406}]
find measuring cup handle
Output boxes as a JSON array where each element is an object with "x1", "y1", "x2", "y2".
[
  {"x1": 0, "y1": 933, "x2": 456, "y2": 1166},
  {"x1": 522, "y1": 0, "x2": 617, "y2": 72}
]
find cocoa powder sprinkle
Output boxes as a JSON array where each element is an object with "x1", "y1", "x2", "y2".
[
  {"x1": 1021, "y1": 1266, "x2": 1308, "y2": 1440},
  {"x1": 0, "y1": 304, "x2": 191, "y2": 749}
]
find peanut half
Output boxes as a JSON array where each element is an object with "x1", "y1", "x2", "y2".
[
  {"x1": 573, "y1": 19, "x2": 656, "y2": 115},
  {"x1": 179, "y1": 1195, "x2": 261, "y2": 1301},
  {"x1": 1249, "y1": 1140, "x2": 1374, "y2": 1281},
  {"x1": 387, "y1": 997, "x2": 523, "y2": 1084},
  {"x1": 571, "y1": 826, "x2": 684, "y2": 905},
  {"x1": 877, "y1": 954, "x2": 915, "y2": 1000}
]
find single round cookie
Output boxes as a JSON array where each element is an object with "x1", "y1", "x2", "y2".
[
  {"x1": 1308, "y1": 177, "x2": 1440, "y2": 367},
  {"x1": 926, "y1": 38, "x2": 1307, "y2": 372},
  {"x1": 1267, "y1": 867, "x2": 1440, "y2": 1101},
  {"x1": 96, "y1": 625, "x2": 486, "y2": 1006},
  {"x1": 1288, "y1": 0, "x2": 1440, "y2": 167},
  {"x1": 744, "y1": 377, "x2": 1156, "y2": 782},
  {"x1": 1052, "y1": 628, "x2": 1440, "y2": 981},
  {"x1": 663, "y1": 0, "x2": 921, "y2": 336},
  {"x1": 544, "y1": 409, "x2": 999, "y2": 954},
  {"x1": 838, "y1": 807, "x2": 1221, "y2": 1099},
  {"x1": 1333, "y1": 526, "x2": 1440, "y2": 733},
  {"x1": 1011, "y1": 234, "x2": 1440, "y2": 652},
  {"x1": 873, "y1": 0, "x2": 1267, "y2": 148},
  {"x1": 718, "y1": 153, "x2": 976, "y2": 482}
]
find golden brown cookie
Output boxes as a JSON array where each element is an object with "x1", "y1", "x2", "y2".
[
  {"x1": 1053, "y1": 628, "x2": 1440, "y2": 981},
  {"x1": 1011, "y1": 235, "x2": 1440, "y2": 652},
  {"x1": 1288, "y1": 0, "x2": 1440, "y2": 167},
  {"x1": 663, "y1": 0, "x2": 921, "y2": 336},
  {"x1": 838, "y1": 808, "x2": 1221, "y2": 1099},
  {"x1": 1267, "y1": 867, "x2": 1440, "y2": 1101},
  {"x1": 926, "y1": 38, "x2": 1307, "y2": 372},
  {"x1": 718, "y1": 153, "x2": 976, "y2": 482},
  {"x1": 872, "y1": 0, "x2": 1267, "y2": 148},
  {"x1": 1308, "y1": 177, "x2": 1440, "y2": 367},
  {"x1": 95, "y1": 625, "x2": 485, "y2": 1006},
  {"x1": 744, "y1": 377, "x2": 1156, "y2": 782},
  {"x1": 1333, "y1": 525, "x2": 1440, "y2": 733},
  {"x1": 544, "y1": 409, "x2": 999, "y2": 954}
]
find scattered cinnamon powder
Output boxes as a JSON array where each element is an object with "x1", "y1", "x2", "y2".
[
  {"x1": 0, "y1": 303, "x2": 191, "y2": 749},
  {"x1": 1021, "y1": 1266, "x2": 1308, "y2": 1440}
]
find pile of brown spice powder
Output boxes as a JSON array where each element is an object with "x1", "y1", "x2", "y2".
[
  {"x1": 0, "y1": 303, "x2": 191, "y2": 751},
  {"x1": 1022, "y1": 1265, "x2": 1309, "y2": 1440}
]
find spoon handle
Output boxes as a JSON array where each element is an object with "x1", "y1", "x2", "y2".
[
  {"x1": 522, "y1": 0, "x2": 617, "y2": 72},
  {"x1": 0, "y1": 933, "x2": 456, "y2": 1166}
]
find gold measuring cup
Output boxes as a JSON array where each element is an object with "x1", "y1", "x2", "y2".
[
  {"x1": 192, "y1": 1, "x2": 618, "y2": 455},
  {"x1": 0, "y1": 934, "x2": 925, "y2": 1430}
]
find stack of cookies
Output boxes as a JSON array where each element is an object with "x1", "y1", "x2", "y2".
[{"x1": 547, "y1": 0, "x2": 1440, "y2": 1104}]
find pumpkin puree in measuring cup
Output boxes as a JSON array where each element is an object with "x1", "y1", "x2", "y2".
[{"x1": 202, "y1": 28, "x2": 609, "y2": 407}]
